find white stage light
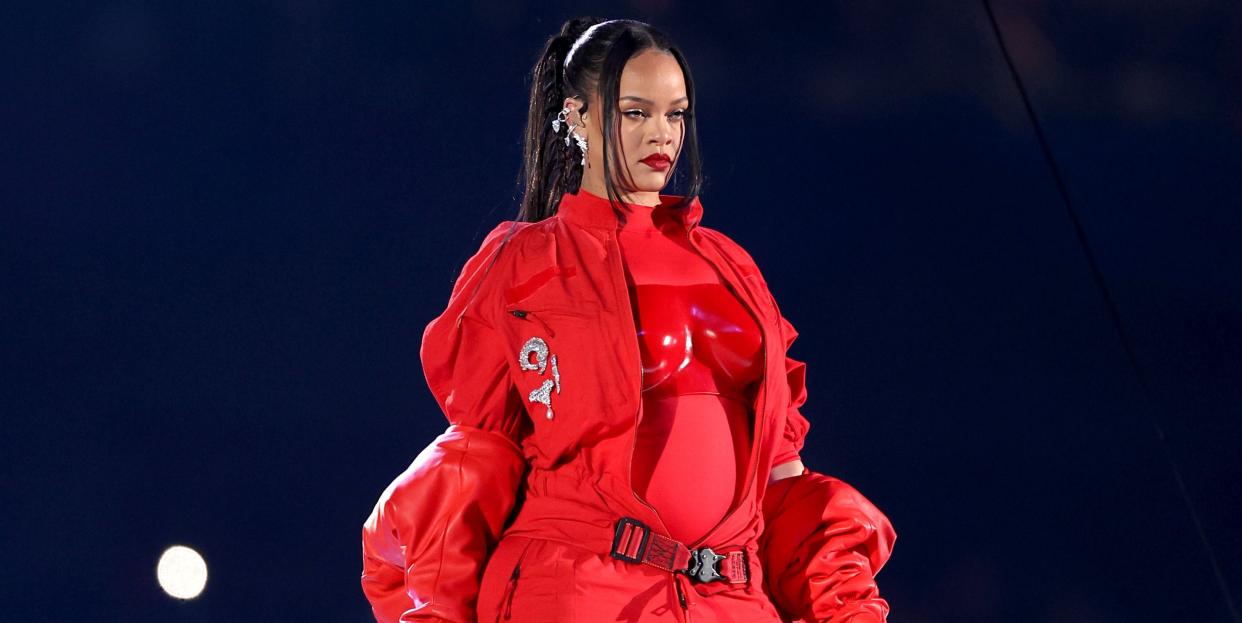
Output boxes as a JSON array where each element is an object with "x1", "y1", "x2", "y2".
[{"x1": 157, "y1": 545, "x2": 208, "y2": 599}]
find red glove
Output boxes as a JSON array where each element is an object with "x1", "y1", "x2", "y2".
[
  {"x1": 760, "y1": 471, "x2": 896, "y2": 623},
  {"x1": 360, "y1": 425, "x2": 526, "y2": 622}
]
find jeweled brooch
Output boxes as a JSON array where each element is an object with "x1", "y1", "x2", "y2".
[{"x1": 519, "y1": 336, "x2": 561, "y2": 420}]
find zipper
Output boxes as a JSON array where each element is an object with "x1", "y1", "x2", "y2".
[
  {"x1": 499, "y1": 562, "x2": 521, "y2": 620},
  {"x1": 682, "y1": 230, "x2": 768, "y2": 550},
  {"x1": 609, "y1": 232, "x2": 671, "y2": 537},
  {"x1": 495, "y1": 538, "x2": 538, "y2": 621},
  {"x1": 506, "y1": 303, "x2": 603, "y2": 338},
  {"x1": 674, "y1": 574, "x2": 693, "y2": 622},
  {"x1": 611, "y1": 250, "x2": 691, "y2": 615},
  {"x1": 506, "y1": 307, "x2": 556, "y2": 338}
]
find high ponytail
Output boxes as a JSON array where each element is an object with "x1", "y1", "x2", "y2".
[
  {"x1": 517, "y1": 17, "x2": 605, "y2": 223},
  {"x1": 516, "y1": 18, "x2": 704, "y2": 223}
]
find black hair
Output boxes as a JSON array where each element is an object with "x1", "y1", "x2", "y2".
[{"x1": 516, "y1": 18, "x2": 703, "y2": 222}]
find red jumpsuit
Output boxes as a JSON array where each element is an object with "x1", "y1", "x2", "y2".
[{"x1": 361, "y1": 190, "x2": 895, "y2": 622}]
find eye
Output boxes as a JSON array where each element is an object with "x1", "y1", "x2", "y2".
[
  {"x1": 623, "y1": 109, "x2": 647, "y2": 119},
  {"x1": 668, "y1": 109, "x2": 687, "y2": 121}
]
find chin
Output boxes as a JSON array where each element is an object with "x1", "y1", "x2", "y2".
[{"x1": 632, "y1": 174, "x2": 670, "y2": 193}]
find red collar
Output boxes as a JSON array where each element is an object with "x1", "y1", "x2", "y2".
[{"x1": 555, "y1": 188, "x2": 704, "y2": 231}]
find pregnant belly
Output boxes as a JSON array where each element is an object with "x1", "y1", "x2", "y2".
[{"x1": 631, "y1": 393, "x2": 753, "y2": 545}]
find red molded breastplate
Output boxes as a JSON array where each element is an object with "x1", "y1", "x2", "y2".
[{"x1": 631, "y1": 283, "x2": 764, "y2": 402}]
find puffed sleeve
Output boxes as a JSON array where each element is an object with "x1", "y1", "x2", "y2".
[
  {"x1": 361, "y1": 221, "x2": 530, "y2": 623},
  {"x1": 760, "y1": 472, "x2": 896, "y2": 623},
  {"x1": 772, "y1": 312, "x2": 811, "y2": 467}
]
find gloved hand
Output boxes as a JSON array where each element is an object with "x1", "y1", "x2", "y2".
[
  {"x1": 361, "y1": 424, "x2": 527, "y2": 623},
  {"x1": 760, "y1": 470, "x2": 896, "y2": 623}
]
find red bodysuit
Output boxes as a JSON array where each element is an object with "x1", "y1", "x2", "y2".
[{"x1": 613, "y1": 195, "x2": 764, "y2": 545}]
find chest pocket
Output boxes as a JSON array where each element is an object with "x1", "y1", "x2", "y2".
[
  {"x1": 504, "y1": 303, "x2": 597, "y2": 337},
  {"x1": 499, "y1": 286, "x2": 628, "y2": 467}
]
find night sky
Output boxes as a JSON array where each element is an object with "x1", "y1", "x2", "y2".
[{"x1": 5, "y1": 2, "x2": 1241, "y2": 621}]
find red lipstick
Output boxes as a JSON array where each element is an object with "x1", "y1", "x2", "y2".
[{"x1": 639, "y1": 153, "x2": 672, "y2": 171}]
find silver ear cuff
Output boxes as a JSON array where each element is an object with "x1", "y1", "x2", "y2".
[{"x1": 552, "y1": 107, "x2": 588, "y2": 166}]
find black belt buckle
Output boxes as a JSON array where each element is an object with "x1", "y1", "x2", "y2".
[
  {"x1": 611, "y1": 516, "x2": 650, "y2": 564},
  {"x1": 685, "y1": 547, "x2": 727, "y2": 583}
]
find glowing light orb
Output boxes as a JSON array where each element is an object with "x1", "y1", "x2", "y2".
[{"x1": 156, "y1": 545, "x2": 208, "y2": 599}]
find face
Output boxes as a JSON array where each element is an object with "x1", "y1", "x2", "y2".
[{"x1": 567, "y1": 49, "x2": 688, "y2": 205}]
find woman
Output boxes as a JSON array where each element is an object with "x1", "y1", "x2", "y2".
[{"x1": 361, "y1": 18, "x2": 895, "y2": 623}]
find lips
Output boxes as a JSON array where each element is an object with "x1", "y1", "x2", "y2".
[{"x1": 640, "y1": 153, "x2": 672, "y2": 170}]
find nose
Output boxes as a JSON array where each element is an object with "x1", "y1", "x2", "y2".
[{"x1": 649, "y1": 115, "x2": 674, "y2": 146}]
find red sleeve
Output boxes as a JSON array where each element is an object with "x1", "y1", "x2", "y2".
[
  {"x1": 761, "y1": 471, "x2": 896, "y2": 623},
  {"x1": 361, "y1": 221, "x2": 530, "y2": 623}
]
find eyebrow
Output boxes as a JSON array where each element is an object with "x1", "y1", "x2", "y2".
[{"x1": 619, "y1": 96, "x2": 689, "y2": 105}]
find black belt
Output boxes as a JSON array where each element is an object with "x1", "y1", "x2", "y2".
[{"x1": 609, "y1": 517, "x2": 749, "y2": 584}]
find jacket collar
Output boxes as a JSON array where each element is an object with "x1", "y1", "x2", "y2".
[{"x1": 555, "y1": 188, "x2": 704, "y2": 231}]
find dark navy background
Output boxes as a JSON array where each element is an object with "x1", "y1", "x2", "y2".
[{"x1": 5, "y1": 2, "x2": 1240, "y2": 621}]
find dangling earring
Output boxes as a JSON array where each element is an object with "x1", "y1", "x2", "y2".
[
  {"x1": 552, "y1": 106, "x2": 589, "y2": 167},
  {"x1": 568, "y1": 125, "x2": 588, "y2": 167}
]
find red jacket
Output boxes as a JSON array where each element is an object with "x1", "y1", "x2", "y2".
[{"x1": 361, "y1": 191, "x2": 895, "y2": 622}]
